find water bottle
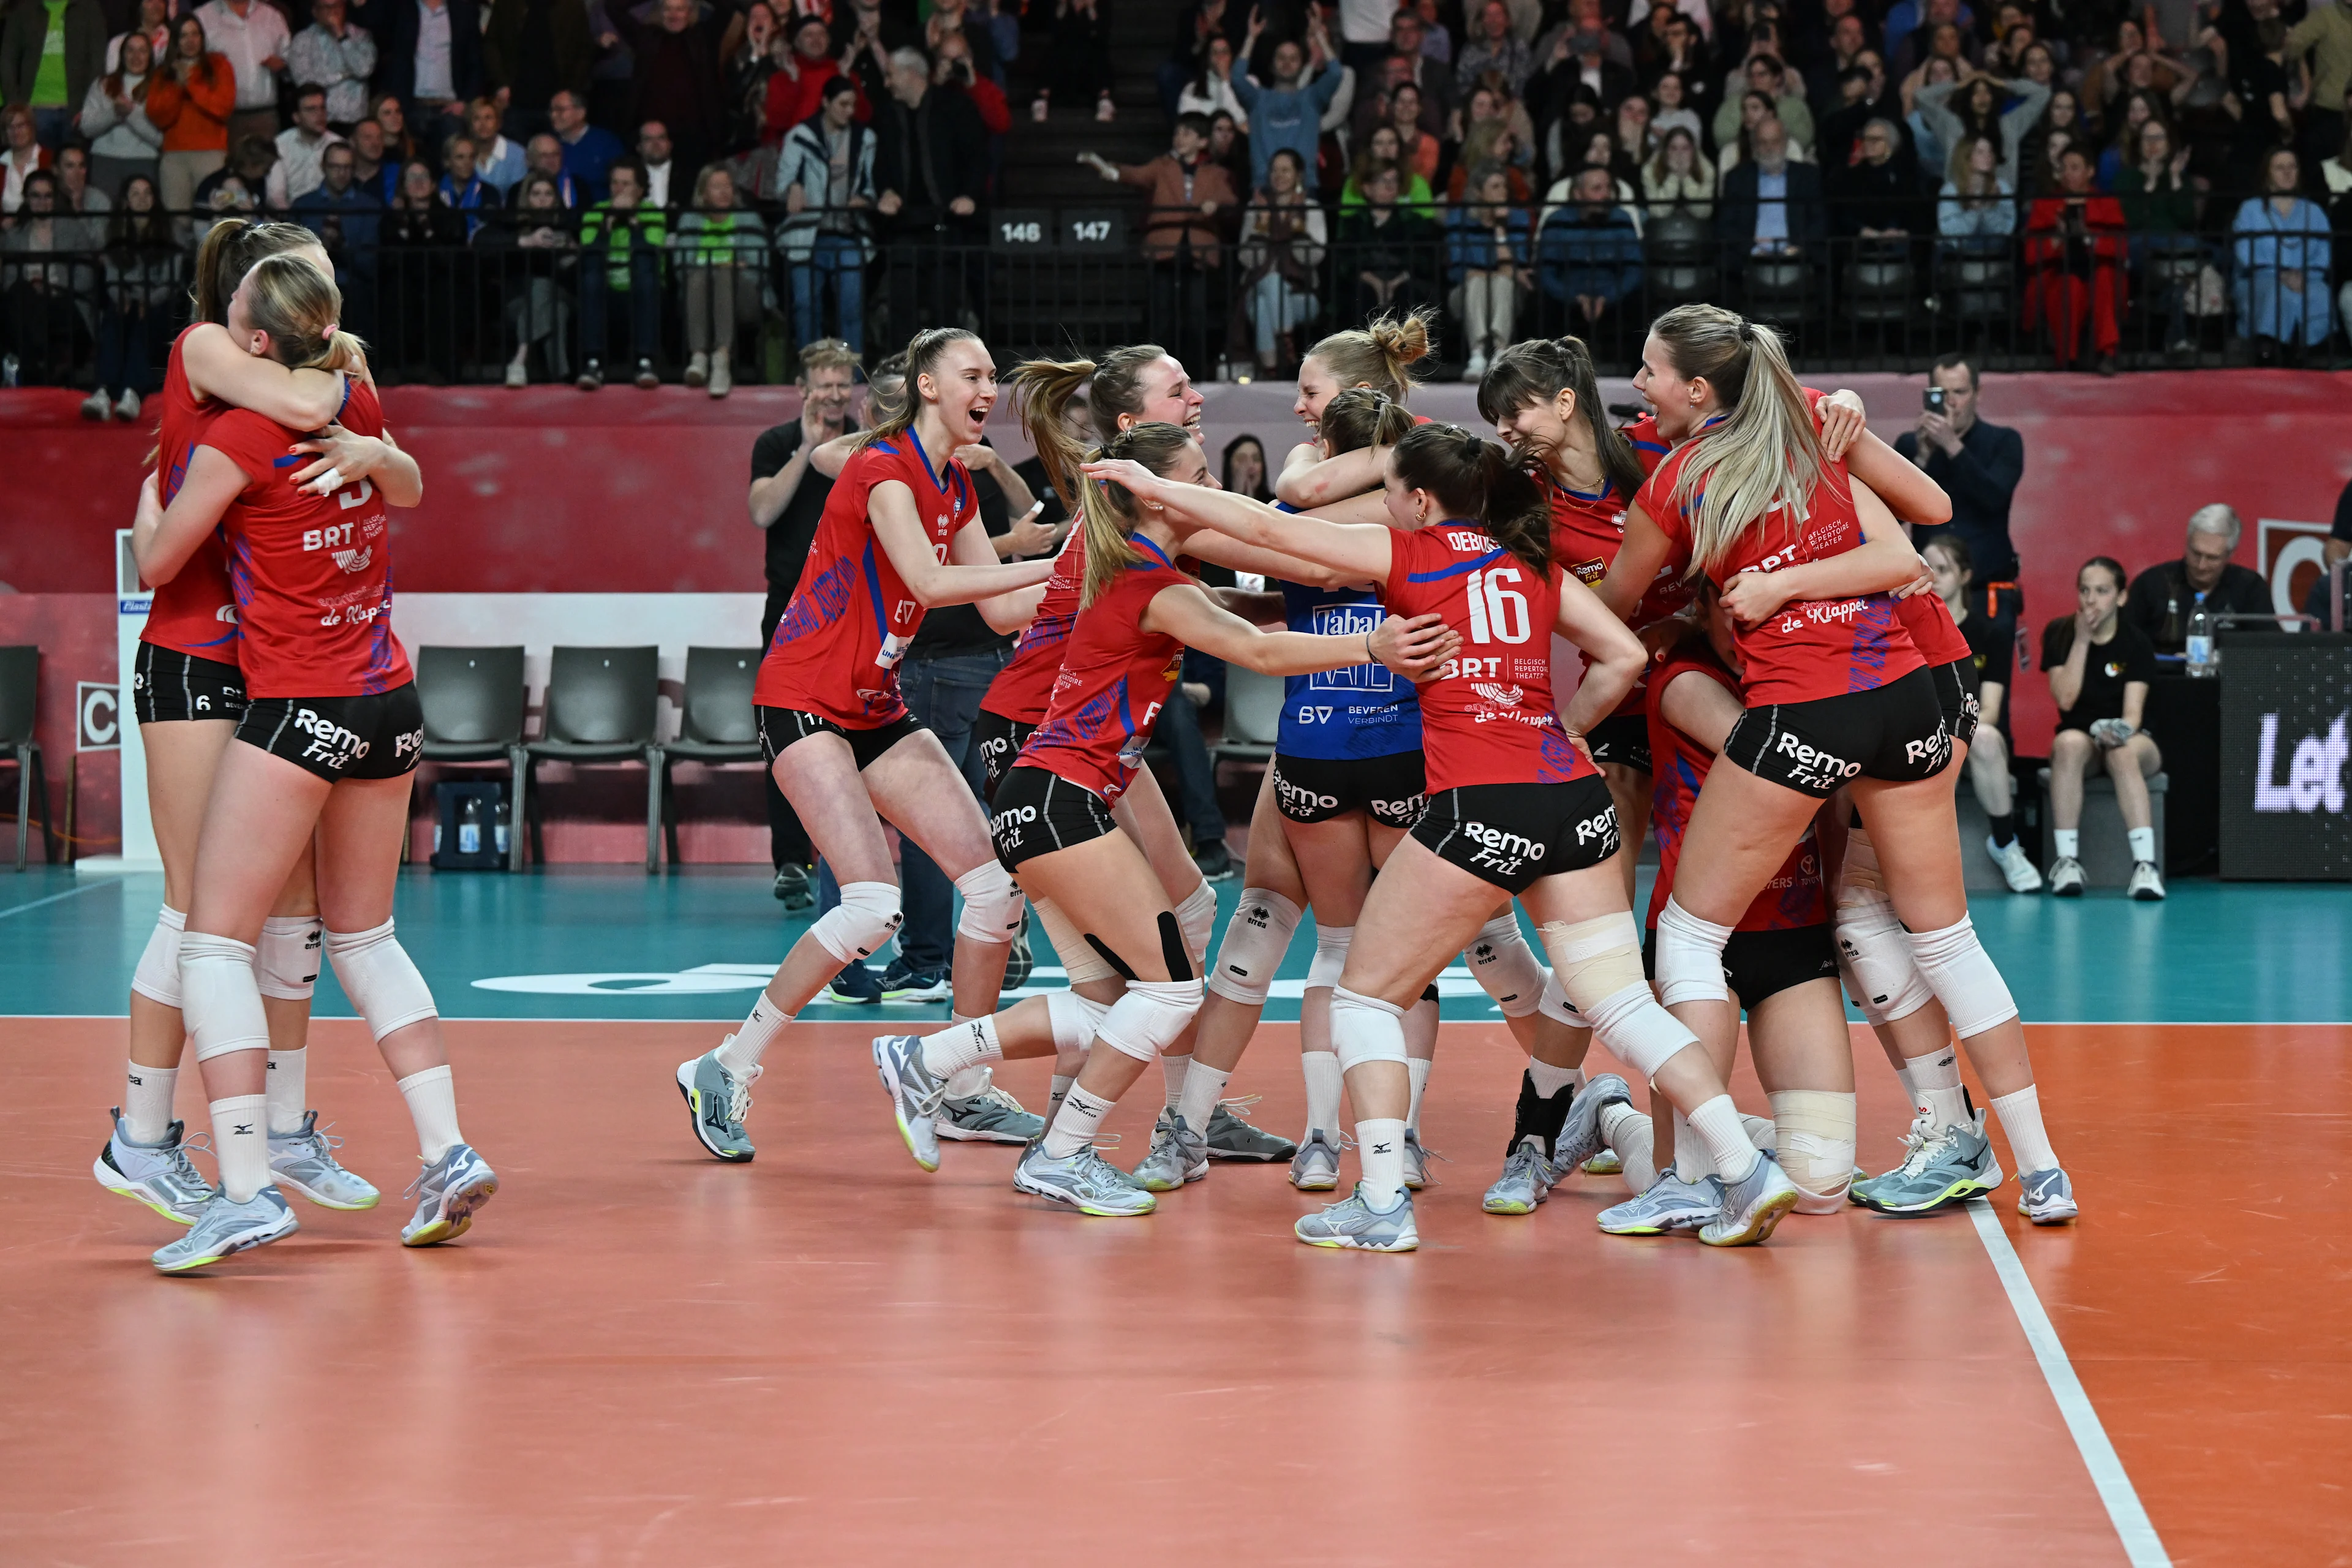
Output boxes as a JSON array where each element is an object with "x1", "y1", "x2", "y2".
[
  {"x1": 492, "y1": 796, "x2": 510, "y2": 857},
  {"x1": 2185, "y1": 605, "x2": 2215, "y2": 677},
  {"x1": 458, "y1": 794, "x2": 482, "y2": 855}
]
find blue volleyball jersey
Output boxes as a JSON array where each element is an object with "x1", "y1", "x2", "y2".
[{"x1": 1275, "y1": 578, "x2": 1422, "y2": 760}]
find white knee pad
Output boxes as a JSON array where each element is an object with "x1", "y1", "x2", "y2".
[
  {"x1": 1330, "y1": 986, "x2": 1410, "y2": 1071},
  {"x1": 1833, "y1": 888, "x2": 1934, "y2": 1027},
  {"x1": 1204, "y1": 888, "x2": 1303, "y2": 1006},
  {"x1": 1044, "y1": 989, "x2": 1111, "y2": 1052},
  {"x1": 1464, "y1": 913, "x2": 1547, "y2": 1017},
  {"x1": 1768, "y1": 1090, "x2": 1857, "y2": 1213},
  {"x1": 1033, "y1": 898, "x2": 1116, "y2": 985},
  {"x1": 953, "y1": 861, "x2": 1027, "y2": 946},
  {"x1": 179, "y1": 932, "x2": 268, "y2": 1062},
  {"x1": 810, "y1": 880, "x2": 903, "y2": 964},
  {"x1": 1652, "y1": 897, "x2": 1732, "y2": 1007},
  {"x1": 1305, "y1": 923, "x2": 1352, "y2": 990},
  {"x1": 1095, "y1": 976, "x2": 1205, "y2": 1063},
  {"x1": 257, "y1": 914, "x2": 323, "y2": 1001},
  {"x1": 1535, "y1": 969, "x2": 1584, "y2": 1026},
  {"x1": 1174, "y1": 879, "x2": 1219, "y2": 969},
  {"x1": 131, "y1": 905, "x2": 186, "y2": 1008},
  {"x1": 1907, "y1": 916, "x2": 2019, "y2": 1039},
  {"x1": 1583, "y1": 979, "x2": 1700, "y2": 1082},
  {"x1": 324, "y1": 920, "x2": 440, "y2": 1042}
]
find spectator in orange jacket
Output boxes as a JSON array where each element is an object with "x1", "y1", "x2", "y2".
[
  {"x1": 2023, "y1": 142, "x2": 2128, "y2": 374},
  {"x1": 144, "y1": 13, "x2": 235, "y2": 221},
  {"x1": 1079, "y1": 110, "x2": 1235, "y2": 371}
]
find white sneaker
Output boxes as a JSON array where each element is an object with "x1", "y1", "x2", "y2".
[
  {"x1": 504, "y1": 359, "x2": 528, "y2": 388},
  {"x1": 115, "y1": 388, "x2": 141, "y2": 421},
  {"x1": 2046, "y1": 856, "x2": 2086, "y2": 897},
  {"x1": 1463, "y1": 350, "x2": 1488, "y2": 381},
  {"x1": 2127, "y1": 860, "x2": 2165, "y2": 900},
  {"x1": 1987, "y1": 835, "x2": 2043, "y2": 892},
  {"x1": 684, "y1": 351, "x2": 709, "y2": 388},
  {"x1": 707, "y1": 349, "x2": 731, "y2": 397},
  {"x1": 81, "y1": 388, "x2": 112, "y2": 421}
]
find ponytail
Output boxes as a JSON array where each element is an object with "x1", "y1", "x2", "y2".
[
  {"x1": 1005, "y1": 355, "x2": 1098, "y2": 514},
  {"x1": 1474, "y1": 336, "x2": 1645, "y2": 500},
  {"x1": 1317, "y1": 385, "x2": 1416, "y2": 456},
  {"x1": 189, "y1": 217, "x2": 319, "y2": 326},
  {"x1": 1391, "y1": 423, "x2": 1551, "y2": 577},
  {"x1": 859, "y1": 325, "x2": 980, "y2": 448},
  {"x1": 1076, "y1": 421, "x2": 1196, "y2": 606},
  {"x1": 1306, "y1": 309, "x2": 1433, "y2": 400},
  {"x1": 1651, "y1": 304, "x2": 1823, "y2": 579}
]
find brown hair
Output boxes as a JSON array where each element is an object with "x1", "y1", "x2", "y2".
[
  {"x1": 1072, "y1": 422, "x2": 1198, "y2": 606},
  {"x1": 189, "y1": 218, "x2": 320, "y2": 325},
  {"x1": 1306, "y1": 310, "x2": 1432, "y2": 401},
  {"x1": 1390, "y1": 422, "x2": 1550, "y2": 575},
  {"x1": 1317, "y1": 386, "x2": 1416, "y2": 456},
  {"x1": 1474, "y1": 336, "x2": 1645, "y2": 500},
  {"x1": 860, "y1": 327, "x2": 981, "y2": 447},
  {"x1": 1003, "y1": 345, "x2": 1170, "y2": 510},
  {"x1": 797, "y1": 337, "x2": 858, "y2": 380}
]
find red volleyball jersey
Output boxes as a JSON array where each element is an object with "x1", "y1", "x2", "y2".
[
  {"x1": 1897, "y1": 588, "x2": 1972, "y2": 667},
  {"x1": 755, "y1": 429, "x2": 978, "y2": 726},
  {"x1": 1635, "y1": 443, "x2": 1921, "y2": 707},
  {"x1": 1382, "y1": 523, "x2": 1593, "y2": 792},
  {"x1": 1549, "y1": 474, "x2": 1692, "y2": 721},
  {"x1": 1014, "y1": 537, "x2": 1192, "y2": 802},
  {"x1": 206, "y1": 380, "x2": 410, "y2": 698},
  {"x1": 143, "y1": 327, "x2": 246, "y2": 665},
  {"x1": 1645, "y1": 645, "x2": 1828, "y2": 933},
  {"x1": 1620, "y1": 411, "x2": 1673, "y2": 476},
  {"x1": 979, "y1": 526, "x2": 1084, "y2": 725}
]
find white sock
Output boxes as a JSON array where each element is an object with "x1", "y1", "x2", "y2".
[
  {"x1": 2127, "y1": 826, "x2": 2155, "y2": 864},
  {"x1": 1526, "y1": 1059, "x2": 1580, "y2": 1098},
  {"x1": 1687, "y1": 1094, "x2": 1761, "y2": 1184},
  {"x1": 1405, "y1": 1057, "x2": 1433, "y2": 1133},
  {"x1": 1048, "y1": 1074, "x2": 1076, "y2": 1124},
  {"x1": 941, "y1": 1012, "x2": 993, "y2": 1098},
  {"x1": 265, "y1": 1049, "x2": 307, "y2": 1135},
  {"x1": 1161, "y1": 1052, "x2": 1193, "y2": 1110},
  {"x1": 716, "y1": 995, "x2": 790, "y2": 1077},
  {"x1": 1177, "y1": 1061, "x2": 1231, "y2": 1131},
  {"x1": 1905, "y1": 1047, "x2": 1967, "y2": 1130},
  {"x1": 921, "y1": 1015, "x2": 1003, "y2": 1082},
  {"x1": 1672, "y1": 1109, "x2": 1714, "y2": 1180},
  {"x1": 1600, "y1": 1101, "x2": 1656, "y2": 1192},
  {"x1": 1301, "y1": 1049, "x2": 1343, "y2": 1139},
  {"x1": 209, "y1": 1093, "x2": 270, "y2": 1203},
  {"x1": 1356, "y1": 1116, "x2": 1408, "y2": 1207},
  {"x1": 1991, "y1": 1084, "x2": 2059, "y2": 1172},
  {"x1": 1892, "y1": 1060, "x2": 1920, "y2": 1106},
  {"x1": 396, "y1": 1065, "x2": 462, "y2": 1163},
  {"x1": 123, "y1": 1061, "x2": 178, "y2": 1144},
  {"x1": 2054, "y1": 828, "x2": 2079, "y2": 859},
  {"x1": 1043, "y1": 1082, "x2": 1115, "y2": 1158}
]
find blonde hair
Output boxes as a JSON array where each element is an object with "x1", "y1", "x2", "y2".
[
  {"x1": 1651, "y1": 304, "x2": 1824, "y2": 578},
  {"x1": 240, "y1": 252, "x2": 368, "y2": 373},
  {"x1": 1306, "y1": 310, "x2": 1431, "y2": 400},
  {"x1": 860, "y1": 326, "x2": 980, "y2": 447},
  {"x1": 1072, "y1": 422, "x2": 1197, "y2": 606},
  {"x1": 797, "y1": 336, "x2": 858, "y2": 380},
  {"x1": 1006, "y1": 356, "x2": 1196, "y2": 605}
]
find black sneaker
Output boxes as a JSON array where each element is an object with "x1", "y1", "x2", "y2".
[
  {"x1": 1191, "y1": 838, "x2": 1235, "y2": 882},
  {"x1": 633, "y1": 356, "x2": 659, "y2": 388},
  {"x1": 576, "y1": 358, "x2": 604, "y2": 391},
  {"x1": 876, "y1": 957, "x2": 952, "y2": 1002},
  {"x1": 771, "y1": 862, "x2": 814, "y2": 910},
  {"x1": 821, "y1": 961, "x2": 883, "y2": 1005}
]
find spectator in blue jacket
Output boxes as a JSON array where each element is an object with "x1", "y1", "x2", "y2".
[
  {"x1": 1446, "y1": 162, "x2": 1531, "y2": 376},
  {"x1": 1228, "y1": 10, "x2": 1344, "y2": 191},
  {"x1": 2233, "y1": 146, "x2": 2334, "y2": 356},
  {"x1": 1538, "y1": 163, "x2": 1642, "y2": 328}
]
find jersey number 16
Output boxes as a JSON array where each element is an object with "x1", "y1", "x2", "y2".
[{"x1": 1463, "y1": 566, "x2": 1531, "y2": 645}]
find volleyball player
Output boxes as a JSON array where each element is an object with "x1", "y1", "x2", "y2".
[
  {"x1": 99, "y1": 219, "x2": 408, "y2": 1228},
  {"x1": 873, "y1": 421, "x2": 1455, "y2": 1216},
  {"x1": 1602, "y1": 305, "x2": 2078, "y2": 1228},
  {"x1": 131, "y1": 257, "x2": 492, "y2": 1270}
]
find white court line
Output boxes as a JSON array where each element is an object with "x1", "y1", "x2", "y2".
[
  {"x1": 1966, "y1": 1198, "x2": 2171, "y2": 1567},
  {"x1": 0, "y1": 883, "x2": 108, "y2": 921}
]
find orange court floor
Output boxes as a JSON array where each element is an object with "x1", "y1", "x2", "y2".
[{"x1": 3, "y1": 1015, "x2": 2346, "y2": 1567}]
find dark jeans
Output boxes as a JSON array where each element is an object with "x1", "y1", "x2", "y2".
[
  {"x1": 895, "y1": 644, "x2": 1009, "y2": 974},
  {"x1": 1154, "y1": 685, "x2": 1226, "y2": 847},
  {"x1": 790, "y1": 234, "x2": 866, "y2": 353},
  {"x1": 580, "y1": 252, "x2": 660, "y2": 363},
  {"x1": 97, "y1": 305, "x2": 160, "y2": 397},
  {"x1": 760, "y1": 594, "x2": 812, "y2": 870}
]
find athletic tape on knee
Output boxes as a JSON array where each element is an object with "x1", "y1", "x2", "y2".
[
  {"x1": 257, "y1": 914, "x2": 323, "y2": 1001},
  {"x1": 1464, "y1": 913, "x2": 1547, "y2": 1017},
  {"x1": 1330, "y1": 986, "x2": 1410, "y2": 1072},
  {"x1": 810, "y1": 880, "x2": 903, "y2": 964},
  {"x1": 179, "y1": 932, "x2": 268, "y2": 1062},
  {"x1": 1536, "y1": 912, "x2": 1647, "y2": 1014},
  {"x1": 1907, "y1": 916, "x2": 2019, "y2": 1039},
  {"x1": 1305, "y1": 923, "x2": 1352, "y2": 990},
  {"x1": 1095, "y1": 977, "x2": 1205, "y2": 1063},
  {"x1": 1045, "y1": 989, "x2": 1110, "y2": 1052},
  {"x1": 1204, "y1": 888, "x2": 1303, "y2": 1006},
  {"x1": 131, "y1": 905, "x2": 186, "y2": 1008},
  {"x1": 1584, "y1": 980, "x2": 1699, "y2": 1082},
  {"x1": 1767, "y1": 1090, "x2": 1856, "y2": 1212},
  {"x1": 324, "y1": 920, "x2": 439, "y2": 1042},
  {"x1": 1034, "y1": 898, "x2": 1115, "y2": 985},
  {"x1": 953, "y1": 861, "x2": 1026, "y2": 945},
  {"x1": 1833, "y1": 890, "x2": 1933, "y2": 1026},
  {"x1": 1174, "y1": 879, "x2": 1219, "y2": 968},
  {"x1": 1651, "y1": 897, "x2": 1732, "y2": 1006}
]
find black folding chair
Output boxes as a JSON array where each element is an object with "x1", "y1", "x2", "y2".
[
  {"x1": 657, "y1": 647, "x2": 765, "y2": 868},
  {"x1": 415, "y1": 645, "x2": 529, "y2": 871},
  {"x1": 522, "y1": 646, "x2": 663, "y2": 871},
  {"x1": 0, "y1": 647, "x2": 56, "y2": 870}
]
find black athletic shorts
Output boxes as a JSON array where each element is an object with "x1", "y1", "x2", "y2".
[
  {"x1": 1270, "y1": 750, "x2": 1428, "y2": 828},
  {"x1": 1721, "y1": 666, "x2": 1951, "y2": 799},
  {"x1": 1411, "y1": 774, "x2": 1621, "y2": 894},
  {"x1": 756, "y1": 705, "x2": 925, "y2": 772},
  {"x1": 134, "y1": 643, "x2": 246, "y2": 724},
  {"x1": 989, "y1": 763, "x2": 1118, "y2": 872},
  {"x1": 1583, "y1": 710, "x2": 1653, "y2": 774},
  {"x1": 1642, "y1": 922, "x2": 1839, "y2": 1008},
  {"x1": 973, "y1": 709, "x2": 1036, "y2": 802},
  {"x1": 237, "y1": 684, "x2": 424, "y2": 782},
  {"x1": 1929, "y1": 657, "x2": 1980, "y2": 750}
]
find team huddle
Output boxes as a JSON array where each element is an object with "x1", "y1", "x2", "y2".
[{"x1": 93, "y1": 219, "x2": 2074, "y2": 1269}]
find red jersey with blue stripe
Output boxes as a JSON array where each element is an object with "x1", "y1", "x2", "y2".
[
  {"x1": 143, "y1": 327, "x2": 243, "y2": 665},
  {"x1": 1636, "y1": 443, "x2": 1921, "y2": 706},
  {"x1": 1548, "y1": 474, "x2": 1689, "y2": 721},
  {"x1": 755, "y1": 429, "x2": 978, "y2": 726},
  {"x1": 979, "y1": 526, "x2": 1083, "y2": 725},
  {"x1": 1014, "y1": 535, "x2": 1192, "y2": 802},
  {"x1": 205, "y1": 380, "x2": 410, "y2": 698},
  {"x1": 1896, "y1": 586, "x2": 1972, "y2": 666},
  {"x1": 1645, "y1": 644, "x2": 1828, "y2": 932},
  {"x1": 1383, "y1": 523, "x2": 1593, "y2": 792},
  {"x1": 1621, "y1": 411, "x2": 1673, "y2": 476}
]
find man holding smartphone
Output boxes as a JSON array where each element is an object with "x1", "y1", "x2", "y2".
[{"x1": 1896, "y1": 350, "x2": 2026, "y2": 664}]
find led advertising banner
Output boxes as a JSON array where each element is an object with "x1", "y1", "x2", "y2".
[{"x1": 2219, "y1": 638, "x2": 2352, "y2": 880}]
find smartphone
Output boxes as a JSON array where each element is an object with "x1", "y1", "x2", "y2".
[{"x1": 1923, "y1": 387, "x2": 1947, "y2": 415}]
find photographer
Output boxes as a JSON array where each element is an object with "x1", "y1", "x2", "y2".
[{"x1": 1896, "y1": 349, "x2": 2025, "y2": 660}]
